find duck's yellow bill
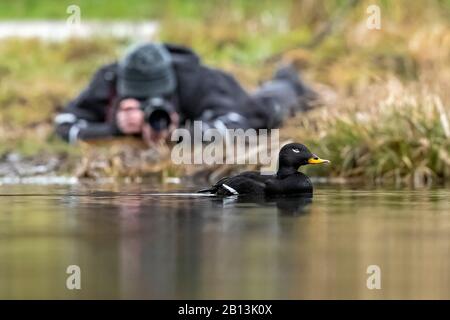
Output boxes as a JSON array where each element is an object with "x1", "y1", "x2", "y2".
[{"x1": 308, "y1": 157, "x2": 330, "y2": 164}]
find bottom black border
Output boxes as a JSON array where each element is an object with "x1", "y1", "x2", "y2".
[{"x1": 0, "y1": 300, "x2": 446, "y2": 318}]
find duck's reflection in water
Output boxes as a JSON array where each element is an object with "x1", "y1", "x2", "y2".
[
  {"x1": 272, "y1": 195, "x2": 313, "y2": 216},
  {"x1": 212, "y1": 194, "x2": 313, "y2": 216}
]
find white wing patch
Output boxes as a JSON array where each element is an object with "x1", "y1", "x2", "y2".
[{"x1": 222, "y1": 184, "x2": 239, "y2": 195}]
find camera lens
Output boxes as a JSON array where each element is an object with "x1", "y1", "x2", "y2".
[{"x1": 148, "y1": 109, "x2": 171, "y2": 131}]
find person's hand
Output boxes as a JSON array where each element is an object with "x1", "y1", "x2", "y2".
[
  {"x1": 116, "y1": 98, "x2": 144, "y2": 134},
  {"x1": 141, "y1": 112, "x2": 179, "y2": 147}
]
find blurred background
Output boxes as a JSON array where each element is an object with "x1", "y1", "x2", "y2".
[
  {"x1": 1, "y1": 0, "x2": 450, "y2": 300},
  {"x1": 0, "y1": 0, "x2": 449, "y2": 185}
]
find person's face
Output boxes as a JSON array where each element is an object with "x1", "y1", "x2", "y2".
[
  {"x1": 116, "y1": 98, "x2": 145, "y2": 134},
  {"x1": 116, "y1": 97, "x2": 179, "y2": 147}
]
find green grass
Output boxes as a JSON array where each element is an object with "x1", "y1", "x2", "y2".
[
  {"x1": 0, "y1": 0, "x2": 292, "y2": 20},
  {"x1": 298, "y1": 93, "x2": 450, "y2": 185}
]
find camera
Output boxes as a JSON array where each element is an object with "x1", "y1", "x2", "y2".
[{"x1": 140, "y1": 97, "x2": 173, "y2": 132}]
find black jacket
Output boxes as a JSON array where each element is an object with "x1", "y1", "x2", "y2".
[{"x1": 55, "y1": 43, "x2": 273, "y2": 143}]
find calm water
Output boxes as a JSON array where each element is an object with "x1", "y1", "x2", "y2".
[{"x1": 0, "y1": 183, "x2": 449, "y2": 299}]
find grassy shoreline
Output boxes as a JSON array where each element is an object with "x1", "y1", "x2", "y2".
[{"x1": 0, "y1": 0, "x2": 449, "y2": 185}]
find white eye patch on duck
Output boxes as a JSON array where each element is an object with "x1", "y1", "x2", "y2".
[{"x1": 292, "y1": 148, "x2": 300, "y2": 153}]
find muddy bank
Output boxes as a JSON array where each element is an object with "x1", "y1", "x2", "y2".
[{"x1": 0, "y1": 137, "x2": 277, "y2": 185}]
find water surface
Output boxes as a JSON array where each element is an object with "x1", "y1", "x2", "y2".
[{"x1": 0, "y1": 183, "x2": 449, "y2": 299}]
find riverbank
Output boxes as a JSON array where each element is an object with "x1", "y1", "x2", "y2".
[{"x1": 0, "y1": 0, "x2": 449, "y2": 185}]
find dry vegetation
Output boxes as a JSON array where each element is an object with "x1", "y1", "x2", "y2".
[{"x1": 282, "y1": 3, "x2": 450, "y2": 186}]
